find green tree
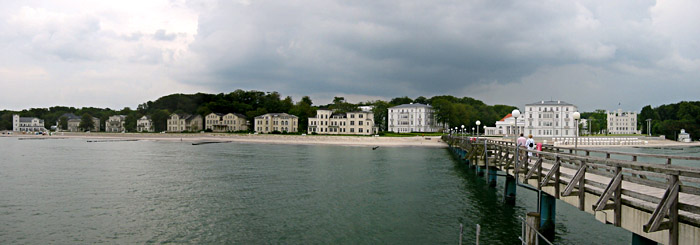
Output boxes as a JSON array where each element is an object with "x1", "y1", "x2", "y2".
[
  {"x1": 151, "y1": 109, "x2": 170, "y2": 132},
  {"x1": 79, "y1": 113, "x2": 94, "y2": 131},
  {"x1": 59, "y1": 116, "x2": 68, "y2": 130}
]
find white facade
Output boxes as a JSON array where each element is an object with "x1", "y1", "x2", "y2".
[
  {"x1": 105, "y1": 115, "x2": 127, "y2": 132},
  {"x1": 524, "y1": 100, "x2": 578, "y2": 137},
  {"x1": 484, "y1": 114, "x2": 526, "y2": 136},
  {"x1": 387, "y1": 103, "x2": 439, "y2": 133},
  {"x1": 607, "y1": 109, "x2": 638, "y2": 135},
  {"x1": 12, "y1": 114, "x2": 47, "y2": 132},
  {"x1": 137, "y1": 116, "x2": 154, "y2": 132},
  {"x1": 308, "y1": 109, "x2": 376, "y2": 135},
  {"x1": 254, "y1": 113, "x2": 298, "y2": 133}
]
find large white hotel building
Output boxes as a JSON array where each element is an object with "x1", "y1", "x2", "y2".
[
  {"x1": 524, "y1": 100, "x2": 578, "y2": 137},
  {"x1": 387, "y1": 103, "x2": 440, "y2": 133}
]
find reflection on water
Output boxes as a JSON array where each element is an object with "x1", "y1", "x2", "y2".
[{"x1": 0, "y1": 137, "x2": 630, "y2": 244}]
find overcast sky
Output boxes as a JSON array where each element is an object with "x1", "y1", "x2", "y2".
[{"x1": 1, "y1": 0, "x2": 698, "y2": 112}]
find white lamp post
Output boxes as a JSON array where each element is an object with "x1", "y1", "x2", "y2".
[
  {"x1": 461, "y1": 125, "x2": 464, "y2": 137},
  {"x1": 476, "y1": 120, "x2": 481, "y2": 140},
  {"x1": 512, "y1": 109, "x2": 521, "y2": 144},
  {"x1": 573, "y1": 111, "x2": 581, "y2": 153}
]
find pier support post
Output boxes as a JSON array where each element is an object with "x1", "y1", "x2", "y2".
[
  {"x1": 477, "y1": 162, "x2": 485, "y2": 176},
  {"x1": 488, "y1": 167, "x2": 498, "y2": 187},
  {"x1": 504, "y1": 174, "x2": 516, "y2": 205},
  {"x1": 631, "y1": 233, "x2": 656, "y2": 245},
  {"x1": 539, "y1": 192, "x2": 556, "y2": 239},
  {"x1": 525, "y1": 212, "x2": 540, "y2": 245}
]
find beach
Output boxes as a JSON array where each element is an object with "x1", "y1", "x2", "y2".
[{"x1": 1, "y1": 132, "x2": 448, "y2": 147}]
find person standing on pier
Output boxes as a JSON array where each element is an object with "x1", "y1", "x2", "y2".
[
  {"x1": 526, "y1": 135, "x2": 535, "y2": 156},
  {"x1": 517, "y1": 133, "x2": 527, "y2": 148}
]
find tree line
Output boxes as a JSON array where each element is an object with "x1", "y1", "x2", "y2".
[
  {"x1": 1, "y1": 90, "x2": 521, "y2": 133},
  {"x1": 639, "y1": 101, "x2": 700, "y2": 140}
]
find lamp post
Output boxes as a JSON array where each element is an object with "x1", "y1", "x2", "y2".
[
  {"x1": 573, "y1": 111, "x2": 581, "y2": 154},
  {"x1": 512, "y1": 109, "x2": 521, "y2": 144},
  {"x1": 472, "y1": 127, "x2": 475, "y2": 136},
  {"x1": 476, "y1": 120, "x2": 481, "y2": 140},
  {"x1": 461, "y1": 125, "x2": 465, "y2": 137}
]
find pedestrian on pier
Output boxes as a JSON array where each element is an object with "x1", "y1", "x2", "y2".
[
  {"x1": 517, "y1": 133, "x2": 527, "y2": 148},
  {"x1": 526, "y1": 135, "x2": 535, "y2": 156}
]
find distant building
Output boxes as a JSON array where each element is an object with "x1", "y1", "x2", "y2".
[
  {"x1": 387, "y1": 103, "x2": 439, "y2": 133},
  {"x1": 105, "y1": 115, "x2": 127, "y2": 132},
  {"x1": 483, "y1": 113, "x2": 526, "y2": 136},
  {"x1": 57, "y1": 113, "x2": 99, "y2": 132},
  {"x1": 607, "y1": 109, "x2": 637, "y2": 135},
  {"x1": 136, "y1": 115, "x2": 154, "y2": 132},
  {"x1": 524, "y1": 100, "x2": 578, "y2": 137},
  {"x1": 12, "y1": 114, "x2": 46, "y2": 132},
  {"x1": 308, "y1": 109, "x2": 376, "y2": 135},
  {"x1": 167, "y1": 114, "x2": 203, "y2": 132},
  {"x1": 678, "y1": 129, "x2": 691, "y2": 142},
  {"x1": 358, "y1": 106, "x2": 374, "y2": 112},
  {"x1": 254, "y1": 113, "x2": 298, "y2": 133},
  {"x1": 205, "y1": 113, "x2": 248, "y2": 132}
]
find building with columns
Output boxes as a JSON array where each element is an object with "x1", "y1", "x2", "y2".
[
  {"x1": 387, "y1": 103, "x2": 440, "y2": 133},
  {"x1": 205, "y1": 113, "x2": 248, "y2": 132},
  {"x1": 524, "y1": 100, "x2": 579, "y2": 137},
  {"x1": 483, "y1": 113, "x2": 526, "y2": 136},
  {"x1": 607, "y1": 109, "x2": 638, "y2": 135}
]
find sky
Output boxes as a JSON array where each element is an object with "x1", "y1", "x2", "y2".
[{"x1": 1, "y1": 0, "x2": 698, "y2": 112}]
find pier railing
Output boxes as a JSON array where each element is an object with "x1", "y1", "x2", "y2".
[{"x1": 444, "y1": 135, "x2": 700, "y2": 245}]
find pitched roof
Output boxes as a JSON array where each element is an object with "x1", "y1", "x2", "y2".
[
  {"x1": 389, "y1": 103, "x2": 432, "y2": 109},
  {"x1": 499, "y1": 114, "x2": 512, "y2": 121},
  {"x1": 255, "y1": 113, "x2": 298, "y2": 119},
  {"x1": 526, "y1": 100, "x2": 574, "y2": 106}
]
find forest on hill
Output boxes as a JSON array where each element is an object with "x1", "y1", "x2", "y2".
[{"x1": 0, "y1": 90, "x2": 517, "y2": 133}]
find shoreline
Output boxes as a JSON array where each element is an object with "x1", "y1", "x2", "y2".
[{"x1": 1, "y1": 132, "x2": 448, "y2": 148}]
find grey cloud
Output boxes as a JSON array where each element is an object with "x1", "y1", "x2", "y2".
[{"x1": 153, "y1": 29, "x2": 177, "y2": 41}]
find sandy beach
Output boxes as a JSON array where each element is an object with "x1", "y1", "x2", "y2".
[{"x1": 2, "y1": 132, "x2": 448, "y2": 147}]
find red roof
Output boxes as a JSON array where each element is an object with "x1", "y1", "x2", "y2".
[{"x1": 499, "y1": 114, "x2": 512, "y2": 121}]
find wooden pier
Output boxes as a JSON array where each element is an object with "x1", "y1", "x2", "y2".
[{"x1": 444, "y1": 135, "x2": 700, "y2": 245}]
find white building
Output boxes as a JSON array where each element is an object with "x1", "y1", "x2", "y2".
[
  {"x1": 358, "y1": 106, "x2": 374, "y2": 112},
  {"x1": 308, "y1": 109, "x2": 376, "y2": 135},
  {"x1": 105, "y1": 115, "x2": 127, "y2": 132},
  {"x1": 136, "y1": 116, "x2": 154, "y2": 132},
  {"x1": 483, "y1": 113, "x2": 526, "y2": 136},
  {"x1": 524, "y1": 100, "x2": 578, "y2": 137},
  {"x1": 12, "y1": 114, "x2": 47, "y2": 132},
  {"x1": 678, "y1": 129, "x2": 691, "y2": 142},
  {"x1": 254, "y1": 113, "x2": 298, "y2": 133},
  {"x1": 607, "y1": 109, "x2": 638, "y2": 135},
  {"x1": 205, "y1": 113, "x2": 248, "y2": 132},
  {"x1": 387, "y1": 103, "x2": 439, "y2": 133}
]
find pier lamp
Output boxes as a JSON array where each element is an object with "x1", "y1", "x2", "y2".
[
  {"x1": 573, "y1": 111, "x2": 581, "y2": 153},
  {"x1": 461, "y1": 125, "x2": 464, "y2": 137},
  {"x1": 511, "y1": 109, "x2": 521, "y2": 143},
  {"x1": 472, "y1": 127, "x2": 474, "y2": 136},
  {"x1": 476, "y1": 120, "x2": 481, "y2": 140}
]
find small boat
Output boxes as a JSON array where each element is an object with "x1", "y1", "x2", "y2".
[{"x1": 372, "y1": 146, "x2": 380, "y2": 150}]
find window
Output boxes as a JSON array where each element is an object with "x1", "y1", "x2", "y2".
[
  {"x1": 359, "y1": 121, "x2": 363, "y2": 125},
  {"x1": 350, "y1": 128, "x2": 355, "y2": 133},
  {"x1": 350, "y1": 121, "x2": 355, "y2": 126},
  {"x1": 359, "y1": 114, "x2": 363, "y2": 118}
]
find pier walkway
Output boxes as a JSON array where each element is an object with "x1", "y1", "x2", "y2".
[{"x1": 444, "y1": 136, "x2": 700, "y2": 245}]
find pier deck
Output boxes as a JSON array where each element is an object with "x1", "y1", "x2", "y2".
[{"x1": 446, "y1": 136, "x2": 700, "y2": 245}]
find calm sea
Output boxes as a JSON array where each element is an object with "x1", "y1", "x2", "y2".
[{"x1": 0, "y1": 137, "x2": 633, "y2": 244}]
